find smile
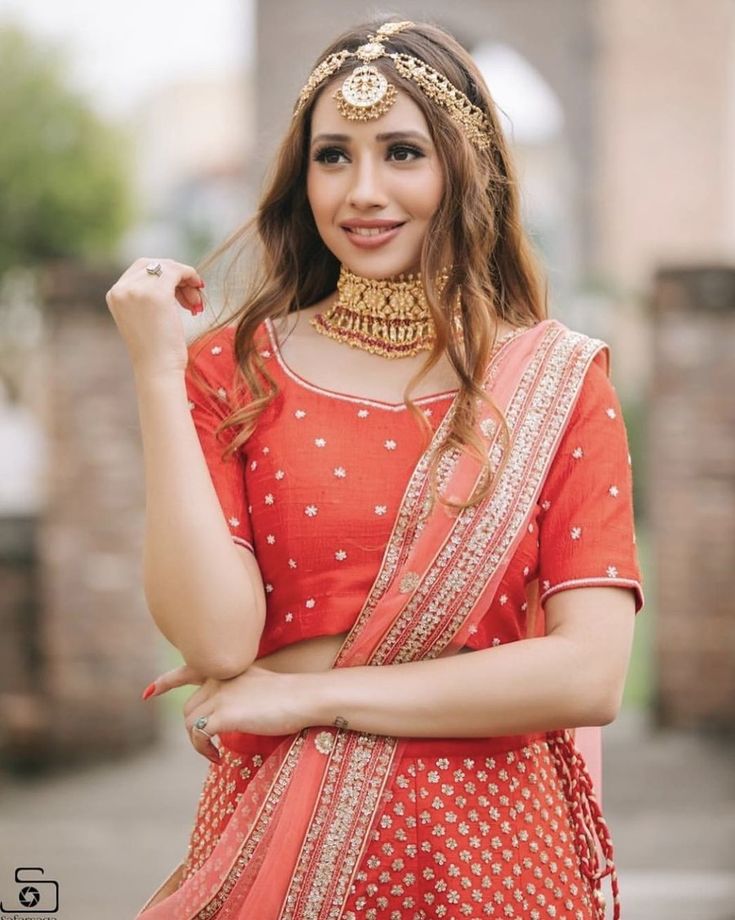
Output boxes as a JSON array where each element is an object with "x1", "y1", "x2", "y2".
[{"x1": 342, "y1": 223, "x2": 405, "y2": 248}]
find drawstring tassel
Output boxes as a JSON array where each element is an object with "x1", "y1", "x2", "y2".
[{"x1": 548, "y1": 729, "x2": 620, "y2": 920}]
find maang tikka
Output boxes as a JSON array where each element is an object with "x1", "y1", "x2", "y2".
[{"x1": 294, "y1": 21, "x2": 493, "y2": 150}]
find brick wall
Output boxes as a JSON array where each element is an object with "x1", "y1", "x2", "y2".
[{"x1": 649, "y1": 266, "x2": 735, "y2": 733}]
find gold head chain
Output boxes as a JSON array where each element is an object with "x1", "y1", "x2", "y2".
[{"x1": 293, "y1": 20, "x2": 493, "y2": 150}]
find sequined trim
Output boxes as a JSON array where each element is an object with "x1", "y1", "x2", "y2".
[
  {"x1": 282, "y1": 732, "x2": 398, "y2": 919},
  {"x1": 372, "y1": 327, "x2": 606, "y2": 665},
  {"x1": 191, "y1": 735, "x2": 306, "y2": 920}
]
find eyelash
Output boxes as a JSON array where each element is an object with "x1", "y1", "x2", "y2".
[{"x1": 312, "y1": 144, "x2": 425, "y2": 165}]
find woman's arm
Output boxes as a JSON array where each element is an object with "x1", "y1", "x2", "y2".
[
  {"x1": 302, "y1": 586, "x2": 636, "y2": 737},
  {"x1": 135, "y1": 369, "x2": 266, "y2": 679}
]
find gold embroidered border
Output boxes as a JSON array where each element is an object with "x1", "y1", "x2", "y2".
[
  {"x1": 189, "y1": 735, "x2": 307, "y2": 919},
  {"x1": 335, "y1": 325, "x2": 522, "y2": 664},
  {"x1": 373, "y1": 327, "x2": 605, "y2": 664},
  {"x1": 281, "y1": 732, "x2": 397, "y2": 919}
]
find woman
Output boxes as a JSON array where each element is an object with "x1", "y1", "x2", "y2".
[{"x1": 107, "y1": 19, "x2": 644, "y2": 920}]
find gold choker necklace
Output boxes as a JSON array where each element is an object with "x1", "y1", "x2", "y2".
[{"x1": 309, "y1": 266, "x2": 449, "y2": 358}]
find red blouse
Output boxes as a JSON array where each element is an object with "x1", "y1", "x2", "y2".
[{"x1": 185, "y1": 318, "x2": 644, "y2": 659}]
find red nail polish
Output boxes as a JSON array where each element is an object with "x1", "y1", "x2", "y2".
[{"x1": 141, "y1": 682, "x2": 157, "y2": 701}]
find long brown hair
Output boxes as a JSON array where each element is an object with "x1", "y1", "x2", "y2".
[{"x1": 189, "y1": 18, "x2": 548, "y2": 513}]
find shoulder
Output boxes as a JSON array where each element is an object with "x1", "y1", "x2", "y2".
[{"x1": 187, "y1": 320, "x2": 271, "y2": 379}]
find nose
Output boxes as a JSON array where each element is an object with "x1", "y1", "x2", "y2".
[{"x1": 346, "y1": 155, "x2": 389, "y2": 210}]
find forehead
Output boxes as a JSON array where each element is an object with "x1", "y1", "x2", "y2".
[{"x1": 310, "y1": 82, "x2": 431, "y2": 140}]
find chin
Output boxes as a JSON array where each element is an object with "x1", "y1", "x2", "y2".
[{"x1": 340, "y1": 255, "x2": 422, "y2": 280}]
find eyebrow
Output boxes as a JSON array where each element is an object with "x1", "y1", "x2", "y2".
[{"x1": 310, "y1": 129, "x2": 431, "y2": 147}]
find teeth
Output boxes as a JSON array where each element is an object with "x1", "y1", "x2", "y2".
[{"x1": 348, "y1": 226, "x2": 398, "y2": 236}]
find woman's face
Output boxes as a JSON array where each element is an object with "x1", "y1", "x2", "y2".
[{"x1": 306, "y1": 81, "x2": 444, "y2": 280}]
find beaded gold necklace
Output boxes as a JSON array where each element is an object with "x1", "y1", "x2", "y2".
[{"x1": 309, "y1": 265, "x2": 454, "y2": 358}]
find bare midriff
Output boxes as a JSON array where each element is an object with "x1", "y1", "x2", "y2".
[{"x1": 256, "y1": 631, "x2": 473, "y2": 674}]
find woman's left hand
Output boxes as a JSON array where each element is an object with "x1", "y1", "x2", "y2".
[{"x1": 142, "y1": 663, "x2": 313, "y2": 762}]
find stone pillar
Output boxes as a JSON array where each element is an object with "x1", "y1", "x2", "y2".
[
  {"x1": 0, "y1": 260, "x2": 163, "y2": 769},
  {"x1": 649, "y1": 265, "x2": 735, "y2": 733}
]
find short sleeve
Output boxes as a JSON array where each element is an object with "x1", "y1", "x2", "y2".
[
  {"x1": 185, "y1": 328, "x2": 254, "y2": 553},
  {"x1": 536, "y1": 354, "x2": 644, "y2": 613}
]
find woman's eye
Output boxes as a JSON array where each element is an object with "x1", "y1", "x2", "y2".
[
  {"x1": 389, "y1": 145, "x2": 423, "y2": 162},
  {"x1": 314, "y1": 147, "x2": 347, "y2": 165}
]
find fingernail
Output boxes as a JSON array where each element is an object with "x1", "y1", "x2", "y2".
[
  {"x1": 141, "y1": 682, "x2": 157, "y2": 701},
  {"x1": 198, "y1": 280, "x2": 206, "y2": 288}
]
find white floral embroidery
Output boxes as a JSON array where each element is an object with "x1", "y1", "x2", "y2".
[
  {"x1": 227, "y1": 516, "x2": 240, "y2": 527},
  {"x1": 492, "y1": 637, "x2": 501, "y2": 647},
  {"x1": 571, "y1": 447, "x2": 584, "y2": 459},
  {"x1": 260, "y1": 350, "x2": 271, "y2": 359},
  {"x1": 305, "y1": 598, "x2": 316, "y2": 609},
  {"x1": 541, "y1": 499, "x2": 551, "y2": 511},
  {"x1": 542, "y1": 580, "x2": 551, "y2": 591},
  {"x1": 520, "y1": 602, "x2": 528, "y2": 612},
  {"x1": 480, "y1": 418, "x2": 496, "y2": 438},
  {"x1": 606, "y1": 565, "x2": 619, "y2": 578},
  {"x1": 187, "y1": 400, "x2": 195, "y2": 411},
  {"x1": 527, "y1": 523, "x2": 534, "y2": 533},
  {"x1": 384, "y1": 439, "x2": 397, "y2": 450},
  {"x1": 357, "y1": 409, "x2": 369, "y2": 418},
  {"x1": 305, "y1": 504, "x2": 318, "y2": 517},
  {"x1": 262, "y1": 446, "x2": 270, "y2": 454},
  {"x1": 335, "y1": 549, "x2": 347, "y2": 561},
  {"x1": 217, "y1": 387, "x2": 227, "y2": 400},
  {"x1": 606, "y1": 407, "x2": 617, "y2": 419},
  {"x1": 523, "y1": 565, "x2": 530, "y2": 576},
  {"x1": 468, "y1": 624, "x2": 478, "y2": 635},
  {"x1": 285, "y1": 611, "x2": 294, "y2": 622},
  {"x1": 264, "y1": 493, "x2": 274, "y2": 505},
  {"x1": 424, "y1": 408, "x2": 433, "y2": 417},
  {"x1": 288, "y1": 558, "x2": 297, "y2": 569},
  {"x1": 608, "y1": 485, "x2": 619, "y2": 497},
  {"x1": 275, "y1": 469, "x2": 285, "y2": 480},
  {"x1": 266, "y1": 534, "x2": 276, "y2": 544},
  {"x1": 265, "y1": 583, "x2": 273, "y2": 593},
  {"x1": 333, "y1": 466, "x2": 347, "y2": 478},
  {"x1": 294, "y1": 409, "x2": 306, "y2": 419},
  {"x1": 247, "y1": 504, "x2": 252, "y2": 513},
  {"x1": 210, "y1": 345, "x2": 222, "y2": 355},
  {"x1": 250, "y1": 460, "x2": 258, "y2": 471},
  {"x1": 374, "y1": 504, "x2": 387, "y2": 515},
  {"x1": 314, "y1": 437, "x2": 326, "y2": 448},
  {"x1": 499, "y1": 594, "x2": 508, "y2": 605},
  {"x1": 570, "y1": 526, "x2": 582, "y2": 540}
]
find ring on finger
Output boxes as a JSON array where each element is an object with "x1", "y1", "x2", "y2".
[
  {"x1": 193, "y1": 715, "x2": 213, "y2": 739},
  {"x1": 145, "y1": 261, "x2": 163, "y2": 277}
]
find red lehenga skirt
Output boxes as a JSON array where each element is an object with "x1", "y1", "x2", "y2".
[{"x1": 181, "y1": 729, "x2": 613, "y2": 920}]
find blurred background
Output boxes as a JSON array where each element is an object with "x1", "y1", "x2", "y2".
[{"x1": 0, "y1": 1, "x2": 733, "y2": 918}]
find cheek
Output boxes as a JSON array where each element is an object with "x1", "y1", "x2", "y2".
[{"x1": 306, "y1": 169, "x2": 331, "y2": 225}]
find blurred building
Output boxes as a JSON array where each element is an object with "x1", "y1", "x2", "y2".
[{"x1": 120, "y1": 73, "x2": 255, "y2": 263}]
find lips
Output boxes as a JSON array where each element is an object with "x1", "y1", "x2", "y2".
[{"x1": 341, "y1": 221, "x2": 405, "y2": 249}]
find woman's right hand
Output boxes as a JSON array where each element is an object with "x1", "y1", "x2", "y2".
[{"x1": 105, "y1": 257, "x2": 206, "y2": 377}]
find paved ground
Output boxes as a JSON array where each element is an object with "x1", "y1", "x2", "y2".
[{"x1": 1, "y1": 707, "x2": 733, "y2": 920}]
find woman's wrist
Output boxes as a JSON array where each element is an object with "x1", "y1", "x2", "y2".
[{"x1": 298, "y1": 669, "x2": 345, "y2": 729}]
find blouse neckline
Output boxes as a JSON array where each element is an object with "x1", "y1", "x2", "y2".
[{"x1": 263, "y1": 316, "x2": 530, "y2": 413}]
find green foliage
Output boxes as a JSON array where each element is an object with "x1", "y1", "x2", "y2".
[{"x1": 0, "y1": 23, "x2": 135, "y2": 277}]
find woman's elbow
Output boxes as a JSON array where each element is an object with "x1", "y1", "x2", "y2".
[{"x1": 183, "y1": 639, "x2": 260, "y2": 680}]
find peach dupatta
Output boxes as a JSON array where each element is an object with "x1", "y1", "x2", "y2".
[{"x1": 136, "y1": 319, "x2": 610, "y2": 920}]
